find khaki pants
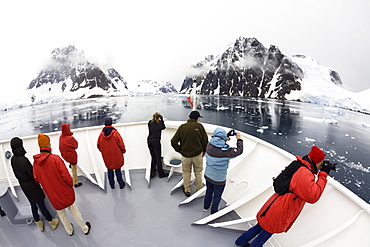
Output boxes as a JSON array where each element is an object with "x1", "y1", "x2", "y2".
[
  {"x1": 71, "y1": 164, "x2": 78, "y2": 185},
  {"x1": 181, "y1": 153, "x2": 203, "y2": 193},
  {"x1": 57, "y1": 203, "x2": 88, "y2": 235}
]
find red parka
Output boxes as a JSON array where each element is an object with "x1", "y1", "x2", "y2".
[
  {"x1": 97, "y1": 126, "x2": 126, "y2": 170},
  {"x1": 59, "y1": 124, "x2": 78, "y2": 165},
  {"x1": 257, "y1": 156, "x2": 328, "y2": 233},
  {"x1": 33, "y1": 148, "x2": 75, "y2": 210}
]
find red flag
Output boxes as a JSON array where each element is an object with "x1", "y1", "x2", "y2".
[{"x1": 187, "y1": 96, "x2": 194, "y2": 108}]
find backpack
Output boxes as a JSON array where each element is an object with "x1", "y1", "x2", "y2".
[
  {"x1": 273, "y1": 161, "x2": 307, "y2": 195},
  {"x1": 260, "y1": 161, "x2": 308, "y2": 217}
]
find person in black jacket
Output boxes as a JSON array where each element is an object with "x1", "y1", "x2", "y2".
[
  {"x1": 10, "y1": 137, "x2": 59, "y2": 232},
  {"x1": 147, "y1": 112, "x2": 168, "y2": 178}
]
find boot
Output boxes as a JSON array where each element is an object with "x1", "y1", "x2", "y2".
[
  {"x1": 35, "y1": 220, "x2": 44, "y2": 232},
  {"x1": 48, "y1": 218, "x2": 59, "y2": 230},
  {"x1": 0, "y1": 207, "x2": 5, "y2": 217}
]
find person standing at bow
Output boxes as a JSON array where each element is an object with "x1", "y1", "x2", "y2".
[
  {"x1": 235, "y1": 146, "x2": 331, "y2": 247},
  {"x1": 59, "y1": 124, "x2": 82, "y2": 188},
  {"x1": 203, "y1": 128, "x2": 243, "y2": 214},
  {"x1": 147, "y1": 112, "x2": 168, "y2": 178},
  {"x1": 97, "y1": 117, "x2": 126, "y2": 189},
  {"x1": 171, "y1": 111, "x2": 208, "y2": 197}
]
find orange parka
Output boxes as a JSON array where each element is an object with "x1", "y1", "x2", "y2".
[
  {"x1": 257, "y1": 155, "x2": 328, "y2": 233},
  {"x1": 97, "y1": 126, "x2": 126, "y2": 170}
]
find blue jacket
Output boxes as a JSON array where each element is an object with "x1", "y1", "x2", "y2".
[{"x1": 205, "y1": 128, "x2": 243, "y2": 183}]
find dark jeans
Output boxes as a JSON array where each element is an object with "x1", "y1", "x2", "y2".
[
  {"x1": 203, "y1": 180, "x2": 226, "y2": 214},
  {"x1": 235, "y1": 223, "x2": 273, "y2": 247},
  {"x1": 30, "y1": 200, "x2": 52, "y2": 222},
  {"x1": 108, "y1": 169, "x2": 125, "y2": 188},
  {"x1": 147, "y1": 138, "x2": 166, "y2": 176}
]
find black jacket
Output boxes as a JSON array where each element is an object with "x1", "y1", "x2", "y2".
[
  {"x1": 147, "y1": 119, "x2": 166, "y2": 140},
  {"x1": 10, "y1": 137, "x2": 45, "y2": 203}
]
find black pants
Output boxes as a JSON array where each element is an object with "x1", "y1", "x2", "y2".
[{"x1": 147, "y1": 138, "x2": 166, "y2": 176}]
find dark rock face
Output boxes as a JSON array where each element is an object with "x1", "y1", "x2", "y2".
[
  {"x1": 329, "y1": 70, "x2": 342, "y2": 86},
  {"x1": 27, "y1": 45, "x2": 128, "y2": 93},
  {"x1": 158, "y1": 82, "x2": 178, "y2": 94},
  {"x1": 180, "y1": 37, "x2": 305, "y2": 99}
]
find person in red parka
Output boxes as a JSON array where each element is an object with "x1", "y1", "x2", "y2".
[
  {"x1": 33, "y1": 134, "x2": 91, "y2": 236},
  {"x1": 235, "y1": 146, "x2": 331, "y2": 247},
  {"x1": 97, "y1": 117, "x2": 126, "y2": 189},
  {"x1": 59, "y1": 124, "x2": 82, "y2": 188}
]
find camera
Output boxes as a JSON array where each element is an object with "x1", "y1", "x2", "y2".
[
  {"x1": 227, "y1": 129, "x2": 236, "y2": 137},
  {"x1": 322, "y1": 160, "x2": 338, "y2": 171}
]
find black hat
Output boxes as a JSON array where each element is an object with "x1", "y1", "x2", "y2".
[
  {"x1": 104, "y1": 117, "x2": 113, "y2": 126},
  {"x1": 189, "y1": 111, "x2": 203, "y2": 120}
]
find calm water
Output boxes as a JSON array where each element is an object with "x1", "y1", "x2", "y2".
[{"x1": 1, "y1": 95, "x2": 370, "y2": 203}]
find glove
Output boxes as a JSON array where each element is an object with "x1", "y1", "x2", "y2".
[
  {"x1": 227, "y1": 129, "x2": 236, "y2": 137},
  {"x1": 320, "y1": 164, "x2": 331, "y2": 175}
]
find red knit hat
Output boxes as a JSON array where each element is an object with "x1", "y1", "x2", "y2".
[{"x1": 309, "y1": 146, "x2": 325, "y2": 164}]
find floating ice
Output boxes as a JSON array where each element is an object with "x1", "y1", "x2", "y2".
[
  {"x1": 305, "y1": 137, "x2": 316, "y2": 142},
  {"x1": 256, "y1": 129, "x2": 264, "y2": 134},
  {"x1": 303, "y1": 116, "x2": 338, "y2": 124},
  {"x1": 216, "y1": 106, "x2": 229, "y2": 111},
  {"x1": 363, "y1": 123, "x2": 370, "y2": 128}
]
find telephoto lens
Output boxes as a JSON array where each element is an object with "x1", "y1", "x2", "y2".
[{"x1": 323, "y1": 160, "x2": 338, "y2": 171}]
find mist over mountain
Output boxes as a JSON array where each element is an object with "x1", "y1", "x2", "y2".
[
  {"x1": 1, "y1": 40, "x2": 369, "y2": 114},
  {"x1": 27, "y1": 45, "x2": 130, "y2": 102},
  {"x1": 26, "y1": 45, "x2": 179, "y2": 104},
  {"x1": 180, "y1": 37, "x2": 342, "y2": 100},
  {"x1": 127, "y1": 80, "x2": 178, "y2": 96}
]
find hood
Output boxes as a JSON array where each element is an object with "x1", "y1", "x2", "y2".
[
  {"x1": 10, "y1": 137, "x2": 26, "y2": 156},
  {"x1": 297, "y1": 155, "x2": 318, "y2": 174},
  {"x1": 61, "y1": 124, "x2": 73, "y2": 136},
  {"x1": 103, "y1": 126, "x2": 115, "y2": 137},
  {"x1": 210, "y1": 128, "x2": 229, "y2": 150},
  {"x1": 33, "y1": 149, "x2": 52, "y2": 166}
]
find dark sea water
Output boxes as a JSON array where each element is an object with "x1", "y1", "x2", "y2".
[{"x1": 1, "y1": 95, "x2": 370, "y2": 203}]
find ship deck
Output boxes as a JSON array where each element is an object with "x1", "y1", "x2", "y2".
[{"x1": 0, "y1": 170, "x2": 241, "y2": 247}]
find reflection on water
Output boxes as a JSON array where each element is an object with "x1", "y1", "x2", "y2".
[{"x1": 1, "y1": 95, "x2": 370, "y2": 203}]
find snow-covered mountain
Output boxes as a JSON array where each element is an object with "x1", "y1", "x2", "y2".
[
  {"x1": 180, "y1": 37, "x2": 309, "y2": 98},
  {"x1": 21, "y1": 45, "x2": 178, "y2": 104},
  {"x1": 127, "y1": 80, "x2": 178, "y2": 96},
  {"x1": 27, "y1": 45, "x2": 129, "y2": 103},
  {"x1": 180, "y1": 36, "x2": 370, "y2": 113},
  {"x1": 286, "y1": 55, "x2": 364, "y2": 111}
]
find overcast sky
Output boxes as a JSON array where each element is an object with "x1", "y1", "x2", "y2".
[{"x1": 1, "y1": 0, "x2": 369, "y2": 96}]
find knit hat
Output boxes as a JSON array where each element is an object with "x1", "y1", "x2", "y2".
[
  {"x1": 38, "y1": 134, "x2": 50, "y2": 148},
  {"x1": 104, "y1": 117, "x2": 113, "y2": 126},
  {"x1": 189, "y1": 111, "x2": 202, "y2": 120},
  {"x1": 308, "y1": 146, "x2": 325, "y2": 164}
]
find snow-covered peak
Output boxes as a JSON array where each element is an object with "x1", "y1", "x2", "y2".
[
  {"x1": 286, "y1": 55, "x2": 366, "y2": 111},
  {"x1": 127, "y1": 80, "x2": 178, "y2": 96},
  {"x1": 26, "y1": 45, "x2": 129, "y2": 103}
]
